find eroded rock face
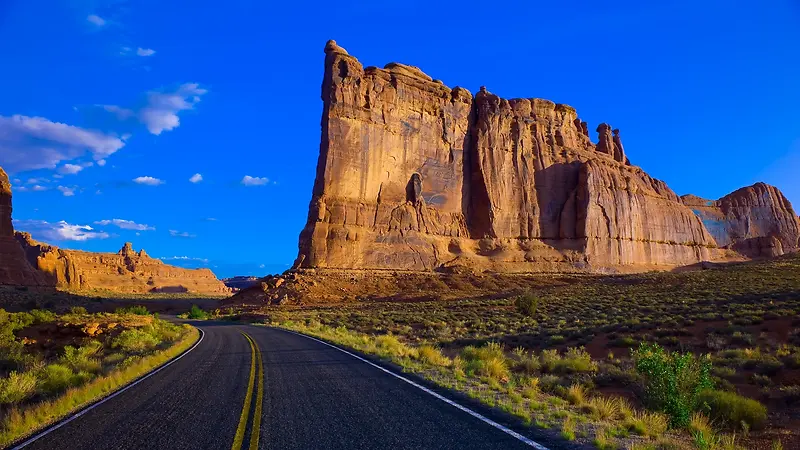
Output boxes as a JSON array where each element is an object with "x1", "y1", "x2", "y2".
[
  {"x1": 294, "y1": 41, "x2": 798, "y2": 272},
  {"x1": 16, "y1": 234, "x2": 230, "y2": 294},
  {"x1": 0, "y1": 169, "x2": 51, "y2": 286},
  {"x1": 682, "y1": 183, "x2": 800, "y2": 257}
]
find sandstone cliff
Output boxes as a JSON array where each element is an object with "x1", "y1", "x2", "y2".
[
  {"x1": 16, "y1": 234, "x2": 230, "y2": 295},
  {"x1": 682, "y1": 183, "x2": 800, "y2": 257},
  {"x1": 293, "y1": 41, "x2": 797, "y2": 273},
  {"x1": 0, "y1": 169, "x2": 52, "y2": 286}
]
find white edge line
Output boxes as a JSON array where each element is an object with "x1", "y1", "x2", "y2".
[
  {"x1": 11, "y1": 328, "x2": 205, "y2": 450},
  {"x1": 277, "y1": 328, "x2": 550, "y2": 450}
]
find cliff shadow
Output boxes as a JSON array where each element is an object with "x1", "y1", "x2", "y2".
[
  {"x1": 534, "y1": 162, "x2": 583, "y2": 243},
  {"x1": 149, "y1": 285, "x2": 190, "y2": 294}
]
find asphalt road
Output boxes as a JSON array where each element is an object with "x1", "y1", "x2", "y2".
[{"x1": 18, "y1": 321, "x2": 548, "y2": 450}]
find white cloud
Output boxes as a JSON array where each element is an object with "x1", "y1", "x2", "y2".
[
  {"x1": 158, "y1": 256, "x2": 209, "y2": 263},
  {"x1": 139, "y1": 83, "x2": 207, "y2": 135},
  {"x1": 206, "y1": 217, "x2": 217, "y2": 221},
  {"x1": 26, "y1": 178, "x2": 46, "y2": 184},
  {"x1": 189, "y1": 173, "x2": 203, "y2": 183},
  {"x1": 59, "y1": 164, "x2": 84, "y2": 175},
  {"x1": 169, "y1": 229, "x2": 196, "y2": 238},
  {"x1": 13, "y1": 219, "x2": 109, "y2": 242},
  {"x1": 97, "y1": 159, "x2": 107, "y2": 167},
  {"x1": 32, "y1": 185, "x2": 47, "y2": 192},
  {"x1": 241, "y1": 175, "x2": 269, "y2": 186},
  {"x1": 137, "y1": 48, "x2": 156, "y2": 57},
  {"x1": 94, "y1": 219, "x2": 155, "y2": 231},
  {"x1": 133, "y1": 176, "x2": 164, "y2": 186},
  {"x1": 57, "y1": 186, "x2": 76, "y2": 196},
  {"x1": 99, "y1": 104, "x2": 135, "y2": 120},
  {"x1": 87, "y1": 14, "x2": 106, "y2": 27},
  {"x1": 0, "y1": 115, "x2": 125, "y2": 173}
]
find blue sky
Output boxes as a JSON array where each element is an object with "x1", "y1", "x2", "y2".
[{"x1": 1, "y1": 0, "x2": 798, "y2": 279}]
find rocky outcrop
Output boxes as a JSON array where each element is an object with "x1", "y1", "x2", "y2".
[
  {"x1": 0, "y1": 169, "x2": 51, "y2": 286},
  {"x1": 16, "y1": 234, "x2": 230, "y2": 295},
  {"x1": 682, "y1": 183, "x2": 800, "y2": 257},
  {"x1": 296, "y1": 41, "x2": 798, "y2": 273}
]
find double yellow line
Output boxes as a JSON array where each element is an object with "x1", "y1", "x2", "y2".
[{"x1": 232, "y1": 332, "x2": 264, "y2": 450}]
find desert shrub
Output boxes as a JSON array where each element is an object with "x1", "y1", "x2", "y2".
[
  {"x1": 541, "y1": 347, "x2": 597, "y2": 374},
  {"x1": 143, "y1": 320, "x2": 183, "y2": 342},
  {"x1": 416, "y1": 345, "x2": 450, "y2": 366},
  {"x1": 633, "y1": 342, "x2": 713, "y2": 427},
  {"x1": 115, "y1": 305, "x2": 150, "y2": 316},
  {"x1": 0, "y1": 371, "x2": 37, "y2": 404},
  {"x1": 565, "y1": 383, "x2": 586, "y2": 405},
  {"x1": 514, "y1": 294, "x2": 540, "y2": 317},
  {"x1": 587, "y1": 396, "x2": 621, "y2": 420},
  {"x1": 516, "y1": 355, "x2": 541, "y2": 374},
  {"x1": 186, "y1": 305, "x2": 208, "y2": 320},
  {"x1": 38, "y1": 364, "x2": 91, "y2": 395},
  {"x1": 461, "y1": 342, "x2": 509, "y2": 381},
  {"x1": 624, "y1": 410, "x2": 669, "y2": 438},
  {"x1": 697, "y1": 389, "x2": 767, "y2": 430},
  {"x1": 60, "y1": 341, "x2": 103, "y2": 373},
  {"x1": 69, "y1": 306, "x2": 87, "y2": 315},
  {"x1": 112, "y1": 329, "x2": 161, "y2": 353},
  {"x1": 560, "y1": 415, "x2": 576, "y2": 440},
  {"x1": 28, "y1": 309, "x2": 56, "y2": 323},
  {"x1": 688, "y1": 413, "x2": 716, "y2": 450}
]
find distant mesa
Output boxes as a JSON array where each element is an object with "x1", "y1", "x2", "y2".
[
  {"x1": 223, "y1": 276, "x2": 261, "y2": 291},
  {"x1": 292, "y1": 40, "x2": 799, "y2": 273},
  {"x1": 0, "y1": 169, "x2": 230, "y2": 294},
  {"x1": 14, "y1": 234, "x2": 230, "y2": 295}
]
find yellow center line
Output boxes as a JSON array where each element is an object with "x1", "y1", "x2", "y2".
[
  {"x1": 249, "y1": 335, "x2": 264, "y2": 450},
  {"x1": 231, "y1": 332, "x2": 256, "y2": 450}
]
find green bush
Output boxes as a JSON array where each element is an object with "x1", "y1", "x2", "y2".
[
  {"x1": 38, "y1": 364, "x2": 91, "y2": 395},
  {"x1": 29, "y1": 309, "x2": 56, "y2": 324},
  {"x1": 186, "y1": 305, "x2": 208, "y2": 320},
  {"x1": 0, "y1": 371, "x2": 37, "y2": 404},
  {"x1": 461, "y1": 342, "x2": 510, "y2": 380},
  {"x1": 60, "y1": 341, "x2": 103, "y2": 373},
  {"x1": 112, "y1": 329, "x2": 161, "y2": 353},
  {"x1": 69, "y1": 306, "x2": 88, "y2": 315},
  {"x1": 541, "y1": 347, "x2": 597, "y2": 374},
  {"x1": 514, "y1": 294, "x2": 540, "y2": 317},
  {"x1": 143, "y1": 320, "x2": 183, "y2": 342},
  {"x1": 697, "y1": 389, "x2": 767, "y2": 430},
  {"x1": 115, "y1": 305, "x2": 150, "y2": 316},
  {"x1": 633, "y1": 342, "x2": 713, "y2": 427}
]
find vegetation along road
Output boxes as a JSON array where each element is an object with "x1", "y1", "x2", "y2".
[{"x1": 13, "y1": 321, "x2": 552, "y2": 450}]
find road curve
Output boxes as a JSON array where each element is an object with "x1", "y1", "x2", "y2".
[{"x1": 18, "y1": 321, "x2": 551, "y2": 450}]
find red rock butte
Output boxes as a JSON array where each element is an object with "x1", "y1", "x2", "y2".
[
  {"x1": 293, "y1": 40, "x2": 800, "y2": 273},
  {"x1": 0, "y1": 167, "x2": 229, "y2": 294}
]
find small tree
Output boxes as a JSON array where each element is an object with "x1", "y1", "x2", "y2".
[{"x1": 633, "y1": 342, "x2": 713, "y2": 428}]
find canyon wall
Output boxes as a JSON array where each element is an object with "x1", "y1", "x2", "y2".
[
  {"x1": 16, "y1": 235, "x2": 230, "y2": 295},
  {"x1": 294, "y1": 41, "x2": 799, "y2": 273},
  {"x1": 0, "y1": 169, "x2": 52, "y2": 286},
  {"x1": 682, "y1": 183, "x2": 800, "y2": 257}
]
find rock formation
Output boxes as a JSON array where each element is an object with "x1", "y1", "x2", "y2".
[
  {"x1": 0, "y1": 169, "x2": 52, "y2": 286},
  {"x1": 293, "y1": 41, "x2": 799, "y2": 273},
  {"x1": 16, "y1": 234, "x2": 230, "y2": 295},
  {"x1": 682, "y1": 183, "x2": 800, "y2": 257}
]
